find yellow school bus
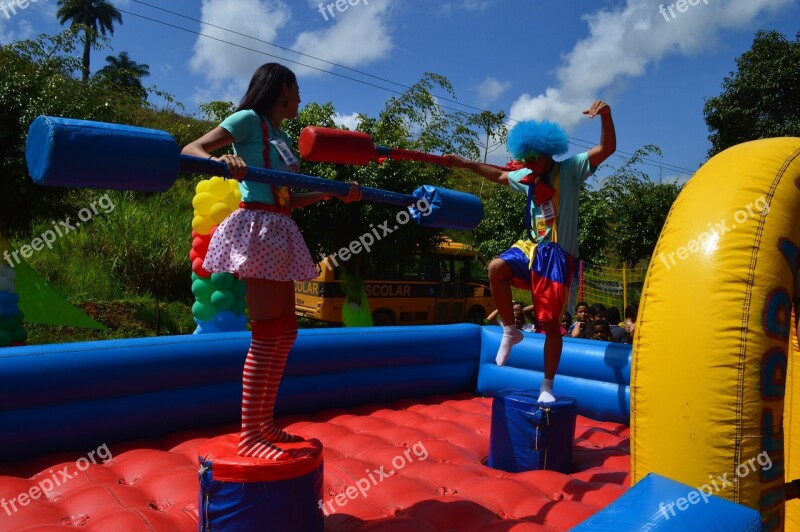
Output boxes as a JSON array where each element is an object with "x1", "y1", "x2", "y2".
[{"x1": 294, "y1": 239, "x2": 495, "y2": 325}]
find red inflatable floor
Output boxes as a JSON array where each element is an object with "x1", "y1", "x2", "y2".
[{"x1": 0, "y1": 393, "x2": 630, "y2": 531}]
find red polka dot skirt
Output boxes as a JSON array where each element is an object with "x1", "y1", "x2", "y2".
[{"x1": 203, "y1": 208, "x2": 318, "y2": 281}]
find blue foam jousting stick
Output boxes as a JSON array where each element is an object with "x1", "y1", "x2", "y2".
[{"x1": 25, "y1": 116, "x2": 484, "y2": 231}]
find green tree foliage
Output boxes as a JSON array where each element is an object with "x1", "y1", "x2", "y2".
[
  {"x1": 704, "y1": 30, "x2": 800, "y2": 157},
  {"x1": 0, "y1": 30, "x2": 212, "y2": 234},
  {"x1": 579, "y1": 145, "x2": 682, "y2": 267},
  {"x1": 1, "y1": 30, "x2": 213, "y2": 304},
  {"x1": 468, "y1": 110, "x2": 508, "y2": 163},
  {"x1": 96, "y1": 51, "x2": 150, "y2": 100},
  {"x1": 56, "y1": 0, "x2": 122, "y2": 81}
]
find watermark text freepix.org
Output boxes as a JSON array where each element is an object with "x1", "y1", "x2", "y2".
[
  {"x1": 318, "y1": 441, "x2": 428, "y2": 515},
  {"x1": 659, "y1": 0, "x2": 709, "y2": 22},
  {"x1": 318, "y1": 0, "x2": 368, "y2": 22},
  {"x1": 1, "y1": 443, "x2": 113, "y2": 516},
  {"x1": 0, "y1": 0, "x2": 44, "y2": 20},
  {"x1": 658, "y1": 451, "x2": 772, "y2": 520},
  {"x1": 322, "y1": 197, "x2": 432, "y2": 271},
  {"x1": 3, "y1": 194, "x2": 115, "y2": 268},
  {"x1": 658, "y1": 194, "x2": 768, "y2": 271}
]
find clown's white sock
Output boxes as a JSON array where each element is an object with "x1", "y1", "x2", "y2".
[
  {"x1": 496, "y1": 325, "x2": 523, "y2": 366},
  {"x1": 538, "y1": 378, "x2": 555, "y2": 403}
]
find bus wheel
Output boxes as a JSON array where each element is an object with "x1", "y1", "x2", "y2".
[
  {"x1": 372, "y1": 310, "x2": 395, "y2": 326},
  {"x1": 466, "y1": 306, "x2": 485, "y2": 324}
]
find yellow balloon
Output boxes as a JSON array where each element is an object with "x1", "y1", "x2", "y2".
[
  {"x1": 210, "y1": 202, "x2": 231, "y2": 225},
  {"x1": 191, "y1": 214, "x2": 215, "y2": 234},
  {"x1": 208, "y1": 177, "x2": 229, "y2": 199},
  {"x1": 196, "y1": 180, "x2": 210, "y2": 195},
  {"x1": 193, "y1": 192, "x2": 217, "y2": 214}
]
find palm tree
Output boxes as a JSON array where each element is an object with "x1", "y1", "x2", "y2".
[
  {"x1": 56, "y1": 0, "x2": 122, "y2": 81},
  {"x1": 97, "y1": 51, "x2": 150, "y2": 99}
]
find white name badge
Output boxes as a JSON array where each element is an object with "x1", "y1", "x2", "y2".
[{"x1": 270, "y1": 138, "x2": 300, "y2": 168}]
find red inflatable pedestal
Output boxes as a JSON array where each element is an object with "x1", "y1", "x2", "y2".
[{"x1": 198, "y1": 434, "x2": 323, "y2": 531}]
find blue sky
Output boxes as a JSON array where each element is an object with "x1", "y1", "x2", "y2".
[{"x1": 1, "y1": 0, "x2": 798, "y2": 182}]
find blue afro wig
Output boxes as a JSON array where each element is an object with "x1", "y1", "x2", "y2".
[{"x1": 507, "y1": 120, "x2": 569, "y2": 160}]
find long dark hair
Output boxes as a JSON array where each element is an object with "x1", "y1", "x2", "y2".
[{"x1": 238, "y1": 63, "x2": 296, "y2": 115}]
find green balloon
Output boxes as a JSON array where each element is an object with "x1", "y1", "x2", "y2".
[
  {"x1": 11, "y1": 327, "x2": 26, "y2": 343},
  {"x1": 0, "y1": 330, "x2": 11, "y2": 347},
  {"x1": 15, "y1": 310, "x2": 23, "y2": 323},
  {"x1": 192, "y1": 301, "x2": 216, "y2": 322},
  {"x1": 192, "y1": 278, "x2": 215, "y2": 301},
  {"x1": 231, "y1": 298, "x2": 247, "y2": 316},
  {"x1": 0, "y1": 317, "x2": 13, "y2": 331},
  {"x1": 231, "y1": 278, "x2": 247, "y2": 299},
  {"x1": 210, "y1": 290, "x2": 234, "y2": 310},
  {"x1": 211, "y1": 272, "x2": 234, "y2": 289}
]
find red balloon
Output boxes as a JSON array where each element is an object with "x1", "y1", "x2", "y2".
[
  {"x1": 192, "y1": 236, "x2": 210, "y2": 257},
  {"x1": 192, "y1": 257, "x2": 211, "y2": 278}
]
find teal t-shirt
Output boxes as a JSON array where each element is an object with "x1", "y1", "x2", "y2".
[
  {"x1": 507, "y1": 153, "x2": 594, "y2": 258},
  {"x1": 219, "y1": 109, "x2": 295, "y2": 206}
]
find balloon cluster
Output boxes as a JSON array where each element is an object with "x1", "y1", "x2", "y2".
[
  {"x1": 0, "y1": 264, "x2": 26, "y2": 347},
  {"x1": 191, "y1": 177, "x2": 247, "y2": 333}
]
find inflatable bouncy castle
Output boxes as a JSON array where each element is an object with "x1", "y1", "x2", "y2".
[{"x1": 2, "y1": 115, "x2": 798, "y2": 529}]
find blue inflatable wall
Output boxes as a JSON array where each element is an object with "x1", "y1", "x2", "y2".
[{"x1": 0, "y1": 324, "x2": 629, "y2": 460}]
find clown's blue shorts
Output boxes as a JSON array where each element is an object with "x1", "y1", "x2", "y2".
[{"x1": 497, "y1": 240, "x2": 574, "y2": 323}]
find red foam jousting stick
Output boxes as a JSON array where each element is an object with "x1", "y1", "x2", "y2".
[{"x1": 299, "y1": 126, "x2": 454, "y2": 167}]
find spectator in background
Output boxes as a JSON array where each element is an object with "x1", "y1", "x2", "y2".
[
  {"x1": 606, "y1": 306, "x2": 629, "y2": 343},
  {"x1": 569, "y1": 301, "x2": 589, "y2": 338},
  {"x1": 561, "y1": 311, "x2": 572, "y2": 336},
  {"x1": 487, "y1": 301, "x2": 535, "y2": 332},
  {"x1": 584, "y1": 303, "x2": 608, "y2": 339},
  {"x1": 624, "y1": 303, "x2": 638, "y2": 345},
  {"x1": 590, "y1": 319, "x2": 613, "y2": 342}
]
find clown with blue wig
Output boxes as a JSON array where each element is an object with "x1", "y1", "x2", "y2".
[{"x1": 448, "y1": 101, "x2": 616, "y2": 403}]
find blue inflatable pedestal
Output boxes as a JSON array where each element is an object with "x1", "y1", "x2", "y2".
[
  {"x1": 488, "y1": 390, "x2": 577, "y2": 473},
  {"x1": 198, "y1": 434, "x2": 324, "y2": 531}
]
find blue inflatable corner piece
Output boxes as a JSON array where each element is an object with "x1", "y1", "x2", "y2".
[
  {"x1": 571, "y1": 473, "x2": 762, "y2": 531},
  {"x1": 488, "y1": 389, "x2": 577, "y2": 473}
]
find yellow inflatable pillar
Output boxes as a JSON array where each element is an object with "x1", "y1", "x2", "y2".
[{"x1": 631, "y1": 138, "x2": 800, "y2": 530}]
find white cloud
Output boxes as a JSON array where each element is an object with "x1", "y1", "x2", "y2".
[
  {"x1": 476, "y1": 77, "x2": 511, "y2": 106},
  {"x1": 291, "y1": 0, "x2": 394, "y2": 76},
  {"x1": 333, "y1": 112, "x2": 360, "y2": 130},
  {"x1": 509, "y1": 0, "x2": 793, "y2": 130},
  {"x1": 189, "y1": 0, "x2": 291, "y2": 91}
]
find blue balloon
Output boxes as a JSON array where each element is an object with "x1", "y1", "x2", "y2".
[
  {"x1": 0, "y1": 292, "x2": 12, "y2": 306},
  {"x1": 193, "y1": 317, "x2": 221, "y2": 334},
  {"x1": 213, "y1": 310, "x2": 247, "y2": 332}
]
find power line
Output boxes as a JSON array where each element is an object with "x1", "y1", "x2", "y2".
[{"x1": 120, "y1": 2, "x2": 696, "y2": 178}]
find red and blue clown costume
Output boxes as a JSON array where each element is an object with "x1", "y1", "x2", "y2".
[{"x1": 498, "y1": 120, "x2": 595, "y2": 324}]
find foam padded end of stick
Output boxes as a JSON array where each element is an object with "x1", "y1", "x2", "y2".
[
  {"x1": 25, "y1": 115, "x2": 180, "y2": 192},
  {"x1": 298, "y1": 126, "x2": 376, "y2": 166},
  {"x1": 410, "y1": 185, "x2": 484, "y2": 230}
]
